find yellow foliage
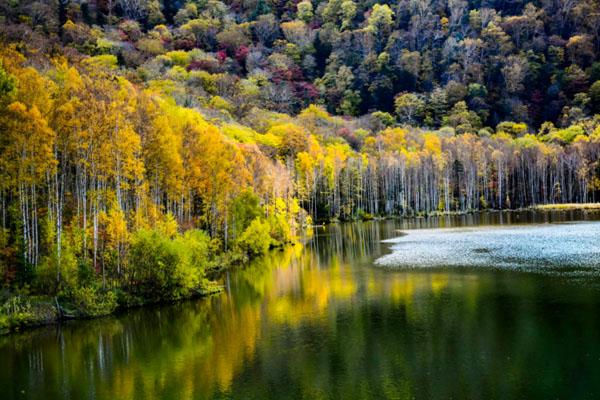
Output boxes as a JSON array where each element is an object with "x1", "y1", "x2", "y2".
[
  {"x1": 379, "y1": 127, "x2": 408, "y2": 153},
  {"x1": 423, "y1": 133, "x2": 442, "y2": 155},
  {"x1": 81, "y1": 55, "x2": 118, "y2": 71},
  {"x1": 164, "y1": 50, "x2": 191, "y2": 66},
  {"x1": 100, "y1": 205, "x2": 129, "y2": 247},
  {"x1": 209, "y1": 95, "x2": 234, "y2": 113}
]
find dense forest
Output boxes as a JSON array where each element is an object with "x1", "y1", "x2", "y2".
[{"x1": 1, "y1": 0, "x2": 600, "y2": 329}]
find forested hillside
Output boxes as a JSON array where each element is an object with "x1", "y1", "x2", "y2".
[
  {"x1": 1, "y1": 0, "x2": 600, "y2": 327},
  {"x1": 4, "y1": 0, "x2": 599, "y2": 124}
]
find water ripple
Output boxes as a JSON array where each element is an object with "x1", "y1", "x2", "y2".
[{"x1": 375, "y1": 222, "x2": 600, "y2": 276}]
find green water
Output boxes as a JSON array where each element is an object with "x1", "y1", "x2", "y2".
[{"x1": 2, "y1": 211, "x2": 600, "y2": 399}]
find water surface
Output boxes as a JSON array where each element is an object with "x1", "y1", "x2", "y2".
[
  {"x1": 2, "y1": 210, "x2": 600, "y2": 399},
  {"x1": 377, "y1": 221, "x2": 600, "y2": 275}
]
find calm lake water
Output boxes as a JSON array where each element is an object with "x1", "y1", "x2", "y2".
[{"x1": 3, "y1": 210, "x2": 600, "y2": 399}]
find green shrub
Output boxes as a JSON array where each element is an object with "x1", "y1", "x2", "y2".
[
  {"x1": 550, "y1": 125, "x2": 585, "y2": 144},
  {"x1": 82, "y1": 54, "x2": 118, "y2": 70},
  {"x1": 230, "y1": 190, "x2": 262, "y2": 237},
  {"x1": 235, "y1": 218, "x2": 272, "y2": 257},
  {"x1": 127, "y1": 228, "x2": 210, "y2": 300},
  {"x1": 267, "y1": 213, "x2": 294, "y2": 245},
  {"x1": 172, "y1": 229, "x2": 210, "y2": 293},
  {"x1": 0, "y1": 296, "x2": 34, "y2": 329},
  {"x1": 359, "y1": 210, "x2": 374, "y2": 220},
  {"x1": 35, "y1": 242, "x2": 79, "y2": 295},
  {"x1": 164, "y1": 50, "x2": 191, "y2": 66},
  {"x1": 70, "y1": 287, "x2": 117, "y2": 317}
]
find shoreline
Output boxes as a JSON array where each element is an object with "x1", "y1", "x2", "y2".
[
  {"x1": 1, "y1": 240, "x2": 299, "y2": 337},
  {"x1": 0, "y1": 283, "x2": 224, "y2": 336},
  {"x1": 311, "y1": 202, "x2": 600, "y2": 225},
  {"x1": 4, "y1": 203, "x2": 599, "y2": 336},
  {"x1": 528, "y1": 203, "x2": 600, "y2": 211}
]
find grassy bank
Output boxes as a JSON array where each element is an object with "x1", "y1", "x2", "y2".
[
  {"x1": 1, "y1": 226, "x2": 294, "y2": 336},
  {"x1": 531, "y1": 203, "x2": 600, "y2": 211},
  {"x1": 0, "y1": 282, "x2": 224, "y2": 335},
  {"x1": 363, "y1": 203, "x2": 600, "y2": 220}
]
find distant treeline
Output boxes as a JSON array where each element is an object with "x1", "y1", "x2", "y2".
[{"x1": 293, "y1": 123, "x2": 600, "y2": 220}]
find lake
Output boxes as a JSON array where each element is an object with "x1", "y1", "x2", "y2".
[{"x1": 2, "y1": 210, "x2": 600, "y2": 399}]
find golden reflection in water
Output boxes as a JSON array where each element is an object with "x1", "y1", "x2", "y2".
[
  {"x1": 4, "y1": 217, "x2": 600, "y2": 399},
  {"x1": 0, "y1": 224, "x2": 485, "y2": 400},
  {"x1": 187, "y1": 244, "x2": 482, "y2": 396}
]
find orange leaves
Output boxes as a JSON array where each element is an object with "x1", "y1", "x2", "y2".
[{"x1": 183, "y1": 121, "x2": 251, "y2": 222}]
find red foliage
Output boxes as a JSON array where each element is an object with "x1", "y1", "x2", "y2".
[
  {"x1": 289, "y1": 65, "x2": 304, "y2": 80},
  {"x1": 270, "y1": 68, "x2": 291, "y2": 83},
  {"x1": 235, "y1": 45, "x2": 249, "y2": 63},
  {"x1": 295, "y1": 81, "x2": 319, "y2": 100},
  {"x1": 216, "y1": 50, "x2": 227, "y2": 63},
  {"x1": 187, "y1": 59, "x2": 221, "y2": 73},
  {"x1": 337, "y1": 127, "x2": 362, "y2": 150},
  {"x1": 270, "y1": 65, "x2": 305, "y2": 84}
]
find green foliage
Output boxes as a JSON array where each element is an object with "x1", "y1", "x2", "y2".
[
  {"x1": 0, "y1": 0, "x2": 599, "y2": 124},
  {"x1": 230, "y1": 190, "x2": 262, "y2": 237},
  {"x1": 339, "y1": 90, "x2": 361, "y2": 116},
  {"x1": 35, "y1": 244, "x2": 78, "y2": 295},
  {"x1": 81, "y1": 54, "x2": 118, "y2": 70},
  {"x1": 35, "y1": 220, "x2": 79, "y2": 295},
  {"x1": 0, "y1": 61, "x2": 16, "y2": 101},
  {"x1": 496, "y1": 121, "x2": 528, "y2": 137},
  {"x1": 366, "y1": 4, "x2": 394, "y2": 34},
  {"x1": 3, "y1": 0, "x2": 600, "y2": 332},
  {"x1": 550, "y1": 125, "x2": 586, "y2": 144},
  {"x1": 70, "y1": 287, "x2": 117, "y2": 316},
  {"x1": 209, "y1": 95, "x2": 234, "y2": 113},
  {"x1": 590, "y1": 81, "x2": 600, "y2": 112},
  {"x1": 358, "y1": 210, "x2": 374, "y2": 220},
  {"x1": 95, "y1": 38, "x2": 115, "y2": 54},
  {"x1": 0, "y1": 296, "x2": 34, "y2": 329},
  {"x1": 127, "y1": 228, "x2": 210, "y2": 300},
  {"x1": 267, "y1": 199, "x2": 296, "y2": 245},
  {"x1": 297, "y1": 0, "x2": 313, "y2": 22},
  {"x1": 371, "y1": 111, "x2": 395, "y2": 129},
  {"x1": 164, "y1": 50, "x2": 191, "y2": 67},
  {"x1": 395, "y1": 93, "x2": 425, "y2": 124},
  {"x1": 443, "y1": 102, "x2": 482, "y2": 134},
  {"x1": 235, "y1": 218, "x2": 272, "y2": 257}
]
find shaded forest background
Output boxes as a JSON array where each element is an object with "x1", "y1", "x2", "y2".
[{"x1": 3, "y1": 0, "x2": 599, "y2": 125}]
